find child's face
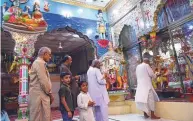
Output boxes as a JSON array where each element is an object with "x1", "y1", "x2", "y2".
[
  {"x1": 81, "y1": 82, "x2": 88, "y2": 93},
  {"x1": 61, "y1": 75, "x2": 71, "y2": 85}
]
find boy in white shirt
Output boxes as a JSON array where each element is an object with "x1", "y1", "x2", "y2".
[{"x1": 77, "y1": 81, "x2": 95, "y2": 121}]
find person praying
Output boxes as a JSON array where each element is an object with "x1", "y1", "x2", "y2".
[
  {"x1": 87, "y1": 60, "x2": 109, "y2": 121},
  {"x1": 135, "y1": 52, "x2": 160, "y2": 119}
]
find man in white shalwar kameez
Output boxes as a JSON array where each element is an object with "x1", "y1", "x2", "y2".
[
  {"x1": 135, "y1": 53, "x2": 160, "y2": 119},
  {"x1": 77, "y1": 81, "x2": 95, "y2": 121},
  {"x1": 87, "y1": 60, "x2": 110, "y2": 121}
]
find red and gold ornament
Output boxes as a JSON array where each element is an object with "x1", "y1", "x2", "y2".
[{"x1": 150, "y1": 31, "x2": 157, "y2": 42}]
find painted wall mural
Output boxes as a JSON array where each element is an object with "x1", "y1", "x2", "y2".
[
  {"x1": 0, "y1": 0, "x2": 108, "y2": 21},
  {"x1": 110, "y1": 0, "x2": 193, "y2": 48},
  {"x1": 111, "y1": 5, "x2": 144, "y2": 47},
  {"x1": 107, "y1": 0, "x2": 163, "y2": 47},
  {"x1": 107, "y1": 0, "x2": 140, "y2": 25},
  {"x1": 1, "y1": 0, "x2": 110, "y2": 56},
  {"x1": 142, "y1": 0, "x2": 162, "y2": 31}
]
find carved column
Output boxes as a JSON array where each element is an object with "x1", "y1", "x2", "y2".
[{"x1": 3, "y1": 31, "x2": 42, "y2": 121}]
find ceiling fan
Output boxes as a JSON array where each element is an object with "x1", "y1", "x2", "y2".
[
  {"x1": 58, "y1": 42, "x2": 63, "y2": 52},
  {"x1": 58, "y1": 42, "x2": 71, "y2": 52}
]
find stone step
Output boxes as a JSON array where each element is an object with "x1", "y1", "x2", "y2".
[
  {"x1": 109, "y1": 101, "x2": 128, "y2": 106},
  {"x1": 108, "y1": 104, "x2": 131, "y2": 115}
]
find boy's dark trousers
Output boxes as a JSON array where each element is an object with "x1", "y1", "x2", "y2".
[{"x1": 61, "y1": 110, "x2": 74, "y2": 121}]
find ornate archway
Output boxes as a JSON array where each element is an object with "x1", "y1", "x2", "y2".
[
  {"x1": 34, "y1": 26, "x2": 97, "y2": 74},
  {"x1": 118, "y1": 25, "x2": 140, "y2": 88}
]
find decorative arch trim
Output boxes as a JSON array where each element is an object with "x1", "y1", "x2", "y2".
[
  {"x1": 152, "y1": 0, "x2": 167, "y2": 31},
  {"x1": 38, "y1": 26, "x2": 98, "y2": 57}
]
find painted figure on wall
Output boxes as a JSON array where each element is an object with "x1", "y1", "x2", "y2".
[
  {"x1": 10, "y1": 0, "x2": 20, "y2": 7},
  {"x1": 22, "y1": 5, "x2": 31, "y2": 18},
  {"x1": 96, "y1": 9, "x2": 106, "y2": 39},
  {"x1": 4, "y1": 0, "x2": 21, "y2": 16},
  {"x1": 1, "y1": 2, "x2": 9, "y2": 16},
  {"x1": 2, "y1": 0, "x2": 48, "y2": 31},
  {"x1": 33, "y1": 2, "x2": 40, "y2": 12},
  {"x1": 44, "y1": 1, "x2": 50, "y2": 12}
]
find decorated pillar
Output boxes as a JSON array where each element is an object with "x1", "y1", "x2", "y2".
[
  {"x1": 13, "y1": 32, "x2": 39, "y2": 120},
  {"x1": 2, "y1": 31, "x2": 45, "y2": 121},
  {"x1": 2, "y1": 0, "x2": 48, "y2": 120}
]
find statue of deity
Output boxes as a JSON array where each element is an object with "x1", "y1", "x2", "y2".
[
  {"x1": 96, "y1": 9, "x2": 106, "y2": 39},
  {"x1": 99, "y1": 42, "x2": 128, "y2": 90}
]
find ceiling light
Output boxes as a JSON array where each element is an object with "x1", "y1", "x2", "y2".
[
  {"x1": 112, "y1": 10, "x2": 118, "y2": 15},
  {"x1": 61, "y1": 10, "x2": 73, "y2": 18},
  {"x1": 86, "y1": 29, "x2": 93, "y2": 35},
  {"x1": 86, "y1": 0, "x2": 93, "y2": 2},
  {"x1": 189, "y1": 25, "x2": 193, "y2": 30},
  {"x1": 77, "y1": 9, "x2": 83, "y2": 14},
  {"x1": 58, "y1": 42, "x2": 63, "y2": 49}
]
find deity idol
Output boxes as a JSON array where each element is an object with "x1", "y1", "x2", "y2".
[{"x1": 96, "y1": 9, "x2": 106, "y2": 39}]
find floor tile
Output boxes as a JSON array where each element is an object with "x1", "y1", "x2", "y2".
[{"x1": 53, "y1": 114, "x2": 177, "y2": 121}]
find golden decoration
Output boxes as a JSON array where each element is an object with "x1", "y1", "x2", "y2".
[
  {"x1": 104, "y1": 0, "x2": 118, "y2": 11},
  {"x1": 150, "y1": 31, "x2": 156, "y2": 38},
  {"x1": 114, "y1": 47, "x2": 122, "y2": 54},
  {"x1": 52, "y1": 0, "x2": 117, "y2": 11},
  {"x1": 109, "y1": 95, "x2": 121, "y2": 101}
]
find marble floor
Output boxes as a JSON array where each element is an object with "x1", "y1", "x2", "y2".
[{"x1": 53, "y1": 114, "x2": 177, "y2": 121}]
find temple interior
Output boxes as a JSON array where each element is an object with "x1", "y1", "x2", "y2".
[{"x1": 1, "y1": 0, "x2": 193, "y2": 121}]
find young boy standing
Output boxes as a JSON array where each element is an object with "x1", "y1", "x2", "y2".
[
  {"x1": 77, "y1": 81, "x2": 95, "y2": 121},
  {"x1": 59, "y1": 72, "x2": 75, "y2": 121}
]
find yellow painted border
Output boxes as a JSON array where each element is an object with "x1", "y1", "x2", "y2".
[{"x1": 52, "y1": 0, "x2": 118, "y2": 11}]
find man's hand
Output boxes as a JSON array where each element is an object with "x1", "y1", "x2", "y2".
[
  {"x1": 152, "y1": 66, "x2": 156, "y2": 72},
  {"x1": 68, "y1": 111, "x2": 72, "y2": 118},
  {"x1": 102, "y1": 73, "x2": 108, "y2": 80},
  {"x1": 88, "y1": 101, "x2": 95, "y2": 107},
  {"x1": 49, "y1": 94, "x2": 54, "y2": 105}
]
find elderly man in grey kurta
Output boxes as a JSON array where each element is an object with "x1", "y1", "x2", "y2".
[{"x1": 29, "y1": 47, "x2": 54, "y2": 121}]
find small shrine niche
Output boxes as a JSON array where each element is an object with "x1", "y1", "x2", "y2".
[{"x1": 99, "y1": 42, "x2": 128, "y2": 91}]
